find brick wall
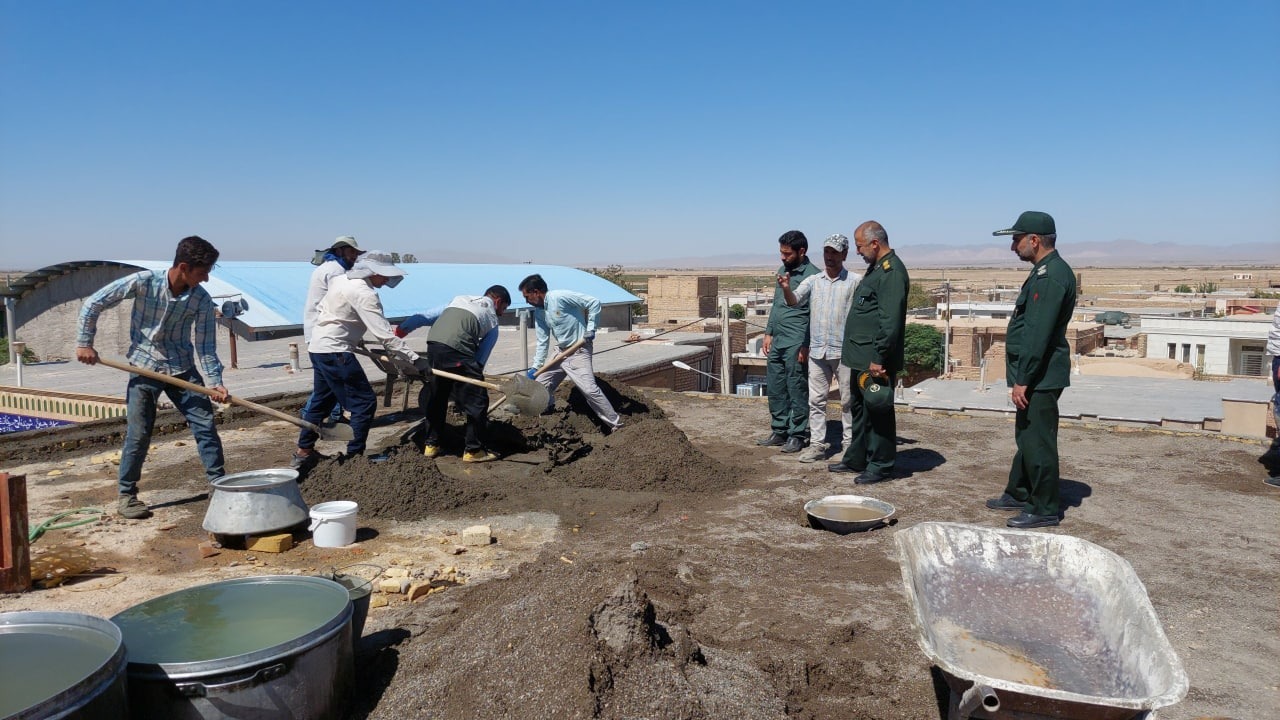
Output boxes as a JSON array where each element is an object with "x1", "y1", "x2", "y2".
[{"x1": 648, "y1": 276, "x2": 719, "y2": 324}]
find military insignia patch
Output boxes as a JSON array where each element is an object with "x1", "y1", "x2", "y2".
[
  {"x1": 1037, "y1": 265, "x2": 1047, "y2": 276},
  {"x1": 882, "y1": 260, "x2": 891, "y2": 270}
]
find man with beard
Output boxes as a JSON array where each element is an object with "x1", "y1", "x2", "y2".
[
  {"x1": 757, "y1": 230, "x2": 820, "y2": 453},
  {"x1": 778, "y1": 233, "x2": 862, "y2": 462},
  {"x1": 984, "y1": 211, "x2": 1077, "y2": 528},
  {"x1": 828, "y1": 221, "x2": 908, "y2": 484}
]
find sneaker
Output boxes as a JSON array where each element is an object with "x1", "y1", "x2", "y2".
[
  {"x1": 422, "y1": 444, "x2": 441, "y2": 458},
  {"x1": 118, "y1": 494, "x2": 152, "y2": 520},
  {"x1": 462, "y1": 449, "x2": 499, "y2": 463},
  {"x1": 1265, "y1": 475, "x2": 1280, "y2": 488},
  {"x1": 797, "y1": 445, "x2": 827, "y2": 463}
]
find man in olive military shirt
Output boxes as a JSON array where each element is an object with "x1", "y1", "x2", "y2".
[
  {"x1": 828, "y1": 221, "x2": 909, "y2": 484},
  {"x1": 757, "y1": 230, "x2": 821, "y2": 453},
  {"x1": 985, "y1": 211, "x2": 1077, "y2": 528}
]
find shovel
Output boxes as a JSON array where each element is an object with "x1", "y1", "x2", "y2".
[
  {"x1": 358, "y1": 348, "x2": 550, "y2": 416},
  {"x1": 487, "y1": 338, "x2": 586, "y2": 415},
  {"x1": 95, "y1": 357, "x2": 355, "y2": 442}
]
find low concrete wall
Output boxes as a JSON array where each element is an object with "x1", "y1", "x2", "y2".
[{"x1": 0, "y1": 386, "x2": 126, "y2": 422}]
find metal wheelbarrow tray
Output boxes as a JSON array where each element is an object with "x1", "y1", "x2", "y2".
[{"x1": 895, "y1": 522, "x2": 1188, "y2": 720}]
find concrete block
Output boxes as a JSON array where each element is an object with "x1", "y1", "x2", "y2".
[
  {"x1": 379, "y1": 578, "x2": 410, "y2": 594},
  {"x1": 246, "y1": 533, "x2": 293, "y2": 553},
  {"x1": 406, "y1": 582, "x2": 431, "y2": 602},
  {"x1": 461, "y1": 524, "x2": 492, "y2": 546},
  {"x1": 384, "y1": 567, "x2": 409, "y2": 578},
  {"x1": 369, "y1": 593, "x2": 389, "y2": 608}
]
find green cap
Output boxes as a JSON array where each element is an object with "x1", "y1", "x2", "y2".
[
  {"x1": 993, "y1": 211, "x2": 1056, "y2": 236},
  {"x1": 858, "y1": 371, "x2": 895, "y2": 414}
]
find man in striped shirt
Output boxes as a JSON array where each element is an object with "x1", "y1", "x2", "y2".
[
  {"x1": 76, "y1": 236, "x2": 230, "y2": 520},
  {"x1": 780, "y1": 233, "x2": 862, "y2": 462}
]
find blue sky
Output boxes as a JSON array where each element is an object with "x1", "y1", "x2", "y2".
[{"x1": 2, "y1": 1, "x2": 1277, "y2": 270}]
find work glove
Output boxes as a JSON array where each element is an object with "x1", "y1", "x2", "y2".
[
  {"x1": 412, "y1": 357, "x2": 432, "y2": 376},
  {"x1": 525, "y1": 367, "x2": 538, "y2": 379},
  {"x1": 393, "y1": 326, "x2": 408, "y2": 339}
]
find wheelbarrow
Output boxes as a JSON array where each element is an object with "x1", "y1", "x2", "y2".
[{"x1": 894, "y1": 522, "x2": 1188, "y2": 720}]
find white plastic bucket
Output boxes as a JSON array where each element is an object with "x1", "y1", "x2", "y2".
[{"x1": 309, "y1": 501, "x2": 358, "y2": 547}]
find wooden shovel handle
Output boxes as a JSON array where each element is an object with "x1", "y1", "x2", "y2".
[
  {"x1": 95, "y1": 357, "x2": 318, "y2": 431},
  {"x1": 431, "y1": 367, "x2": 502, "y2": 391},
  {"x1": 534, "y1": 338, "x2": 586, "y2": 378}
]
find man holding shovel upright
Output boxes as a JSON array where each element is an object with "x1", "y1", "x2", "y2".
[
  {"x1": 75, "y1": 236, "x2": 230, "y2": 520},
  {"x1": 518, "y1": 273, "x2": 623, "y2": 431},
  {"x1": 302, "y1": 236, "x2": 366, "y2": 426},
  {"x1": 394, "y1": 285, "x2": 512, "y2": 462},
  {"x1": 292, "y1": 251, "x2": 429, "y2": 469}
]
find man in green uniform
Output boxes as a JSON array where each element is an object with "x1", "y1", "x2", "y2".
[
  {"x1": 828, "y1": 221, "x2": 908, "y2": 484},
  {"x1": 985, "y1": 211, "x2": 1077, "y2": 528},
  {"x1": 757, "y1": 230, "x2": 820, "y2": 453}
]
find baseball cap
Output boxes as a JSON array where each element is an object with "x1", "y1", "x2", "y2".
[
  {"x1": 824, "y1": 234, "x2": 849, "y2": 252},
  {"x1": 993, "y1": 211, "x2": 1056, "y2": 237},
  {"x1": 347, "y1": 251, "x2": 407, "y2": 288}
]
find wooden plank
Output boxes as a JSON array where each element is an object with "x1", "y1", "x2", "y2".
[{"x1": 0, "y1": 473, "x2": 32, "y2": 593}]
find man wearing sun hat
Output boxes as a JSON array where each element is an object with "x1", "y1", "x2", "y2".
[
  {"x1": 292, "y1": 251, "x2": 428, "y2": 469},
  {"x1": 302, "y1": 236, "x2": 366, "y2": 426},
  {"x1": 985, "y1": 211, "x2": 1077, "y2": 529}
]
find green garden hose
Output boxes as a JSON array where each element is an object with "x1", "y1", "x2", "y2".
[{"x1": 29, "y1": 508, "x2": 105, "y2": 542}]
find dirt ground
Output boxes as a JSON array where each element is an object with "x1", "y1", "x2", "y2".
[{"x1": 2, "y1": 378, "x2": 1277, "y2": 720}]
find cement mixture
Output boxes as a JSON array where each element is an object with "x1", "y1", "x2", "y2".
[{"x1": 1, "y1": 378, "x2": 1276, "y2": 720}]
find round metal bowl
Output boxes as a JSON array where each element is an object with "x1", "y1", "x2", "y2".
[{"x1": 804, "y1": 495, "x2": 896, "y2": 534}]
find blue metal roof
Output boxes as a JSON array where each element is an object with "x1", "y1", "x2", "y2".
[{"x1": 119, "y1": 261, "x2": 639, "y2": 333}]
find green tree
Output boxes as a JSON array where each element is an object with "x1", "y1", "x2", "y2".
[
  {"x1": 729, "y1": 304, "x2": 746, "y2": 319},
  {"x1": 1174, "y1": 284, "x2": 1193, "y2": 293},
  {"x1": 0, "y1": 338, "x2": 37, "y2": 365},
  {"x1": 401, "y1": 253, "x2": 418, "y2": 263},
  {"x1": 906, "y1": 282, "x2": 934, "y2": 311},
  {"x1": 903, "y1": 323, "x2": 943, "y2": 373},
  {"x1": 1195, "y1": 280, "x2": 1218, "y2": 294}
]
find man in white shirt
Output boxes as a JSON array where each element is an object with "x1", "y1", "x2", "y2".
[
  {"x1": 292, "y1": 251, "x2": 426, "y2": 468},
  {"x1": 302, "y1": 236, "x2": 365, "y2": 425},
  {"x1": 780, "y1": 233, "x2": 862, "y2": 462},
  {"x1": 1262, "y1": 305, "x2": 1280, "y2": 486}
]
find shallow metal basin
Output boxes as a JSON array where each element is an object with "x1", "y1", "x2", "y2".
[
  {"x1": 804, "y1": 495, "x2": 896, "y2": 534},
  {"x1": 202, "y1": 469, "x2": 308, "y2": 535},
  {"x1": 895, "y1": 522, "x2": 1188, "y2": 719}
]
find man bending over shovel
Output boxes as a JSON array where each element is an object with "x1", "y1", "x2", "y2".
[
  {"x1": 518, "y1": 274, "x2": 623, "y2": 432},
  {"x1": 395, "y1": 285, "x2": 512, "y2": 462}
]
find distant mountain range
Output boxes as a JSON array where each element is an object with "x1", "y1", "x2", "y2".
[{"x1": 625, "y1": 239, "x2": 1276, "y2": 269}]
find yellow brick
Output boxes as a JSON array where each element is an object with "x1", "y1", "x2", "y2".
[
  {"x1": 406, "y1": 582, "x2": 431, "y2": 602},
  {"x1": 246, "y1": 533, "x2": 293, "y2": 553}
]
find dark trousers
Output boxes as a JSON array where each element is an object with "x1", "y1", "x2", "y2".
[
  {"x1": 298, "y1": 352, "x2": 377, "y2": 456},
  {"x1": 766, "y1": 342, "x2": 809, "y2": 440},
  {"x1": 841, "y1": 370, "x2": 896, "y2": 474},
  {"x1": 1004, "y1": 388, "x2": 1063, "y2": 517},
  {"x1": 420, "y1": 343, "x2": 489, "y2": 452}
]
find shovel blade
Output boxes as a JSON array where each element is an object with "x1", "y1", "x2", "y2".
[
  {"x1": 318, "y1": 422, "x2": 356, "y2": 442},
  {"x1": 503, "y1": 375, "x2": 550, "y2": 416}
]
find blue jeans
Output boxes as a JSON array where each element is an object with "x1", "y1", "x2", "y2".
[
  {"x1": 118, "y1": 368, "x2": 225, "y2": 496},
  {"x1": 298, "y1": 352, "x2": 378, "y2": 455}
]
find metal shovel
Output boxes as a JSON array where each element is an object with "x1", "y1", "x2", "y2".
[
  {"x1": 361, "y1": 349, "x2": 550, "y2": 416},
  {"x1": 96, "y1": 357, "x2": 355, "y2": 441}
]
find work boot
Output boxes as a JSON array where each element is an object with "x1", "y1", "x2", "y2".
[
  {"x1": 422, "y1": 444, "x2": 441, "y2": 459},
  {"x1": 462, "y1": 449, "x2": 499, "y2": 463},
  {"x1": 780, "y1": 437, "x2": 806, "y2": 454},
  {"x1": 1006, "y1": 511, "x2": 1060, "y2": 529},
  {"x1": 117, "y1": 494, "x2": 152, "y2": 520},
  {"x1": 756, "y1": 432, "x2": 787, "y2": 447},
  {"x1": 289, "y1": 449, "x2": 326, "y2": 470},
  {"x1": 985, "y1": 493, "x2": 1024, "y2": 511}
]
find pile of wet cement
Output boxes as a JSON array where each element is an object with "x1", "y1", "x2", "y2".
[{"x1": 301, "y1": 378, "x2": 738, "y2": 520}]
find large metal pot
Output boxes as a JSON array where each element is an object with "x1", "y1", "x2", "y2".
[
  {"x1": 111, "y1": 575, "x2": 353, "y2": 720},
  {"x1": 0, "y1": 611, "x2": 129, "y2": 720},
  {"x1": 202, "y1": 469, "x2": 308, "y2": 535}
]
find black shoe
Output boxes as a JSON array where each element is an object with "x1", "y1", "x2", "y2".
[
  {"x1": 827, "y1": 462, "x2": 864, "y2": 474},
  {"x1": 1006, "y1": 511, "x2": 1060, "y2": 528},
  {"x1": 1264, "y1": 475, "x2": 1280, "y2": 488},
  {"x1": 854, "y1": 470, "x2": 891, "y2": 485},
  {"x1": 985, "y1": 493, "x2": 1024, "y2": 511},
  {"x1": 756, "y1": 432, "x2": 787, "y2": 447},
  {"x1": 780, "y1": 437, "x2": 806, "y2": 453}
]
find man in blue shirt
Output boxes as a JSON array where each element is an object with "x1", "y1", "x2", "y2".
[
  {"x1": 76, "y1": 236, "x2": 230, "y2": 520},
  {"x1": 518, "y1": 274, "x2": 623, "y2": 431}
]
